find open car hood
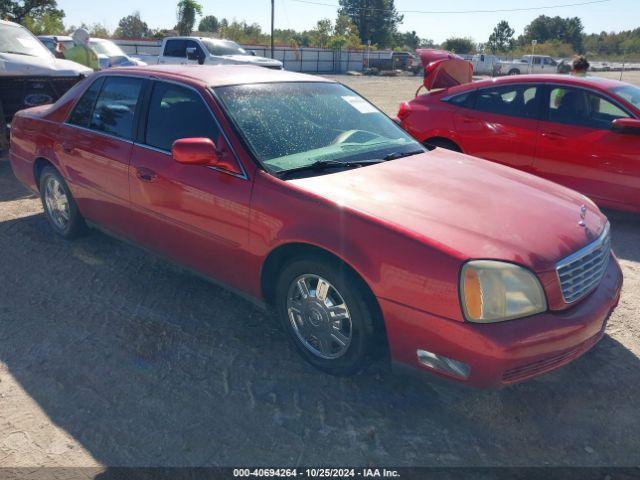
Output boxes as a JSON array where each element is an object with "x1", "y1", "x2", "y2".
[{"x1": 417, "y1": 49, "x2": 473, "y2": 90}]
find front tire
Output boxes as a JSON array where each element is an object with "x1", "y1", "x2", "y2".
[
  {"x1": 39, "y1": 166, "x2": 86, "y2": 239},
  {"x1": 508, "y1": 68, "x2": 520, "y2": 75},
  {"x1": 275, "y1": 257, "x2": 378, "y2": 376}
]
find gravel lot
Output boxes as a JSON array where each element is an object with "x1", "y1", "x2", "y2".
[{"x1": 0, "y1": 74, "x2": 639, "y2": 472}]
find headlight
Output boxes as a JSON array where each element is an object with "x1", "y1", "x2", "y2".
[{"x1": 460, "y1": 260, "x2": 547, "y2": 323}]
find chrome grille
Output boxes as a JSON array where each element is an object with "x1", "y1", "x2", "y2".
[{"x1": 556, "y1": 223, "x2": 611, "y2": 304}]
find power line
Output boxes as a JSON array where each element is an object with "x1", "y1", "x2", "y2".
[{"x1": 289, "y1": 0, "x2": 612, "y2": 14}]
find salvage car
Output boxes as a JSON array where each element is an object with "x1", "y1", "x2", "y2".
[
  {"x1": 398, "y1": 72, "x2": 640, "y2": 213},
  {"x1": 10, "y1": 65, "x2": 622, "y2": 387},
  {"x1": 0, "y1": 20, "x2": 92, "y2": 151}
]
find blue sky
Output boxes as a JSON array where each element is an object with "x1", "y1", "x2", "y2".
[{"x1": 58, "y1": 0, "x2": 640, "y2": 43}]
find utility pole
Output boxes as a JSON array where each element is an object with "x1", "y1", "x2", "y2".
[{"x1": 271, "y1": 0, "x2": 275, "y2": 59}]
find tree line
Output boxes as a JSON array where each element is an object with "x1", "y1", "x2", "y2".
[{"x1": 2, "y1": 0, "x2": 639, "y2": 59}]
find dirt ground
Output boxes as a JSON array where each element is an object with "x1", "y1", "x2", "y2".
[{"x1": 0, "y1": 74, "x2": 639, "y2": 472}]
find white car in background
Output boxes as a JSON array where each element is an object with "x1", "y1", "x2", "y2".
[
  {"x1": 38, "y1": 36, "x2": 147, "y2": 69},
  {"x1": 156, "y1": 37, "x2": 283, "y2": 69}
]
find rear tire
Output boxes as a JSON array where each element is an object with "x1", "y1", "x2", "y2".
[
  {"x1": 508, "y1": 68, "x2": 520, "y2": 75},
  {"x1": 39, "y1": 166, "x2": 86, "y2": 239},
  {"x1": 424, "y1": 138, "x2": 462, "y2": 152},
  {"x1": 275, "y1": 256, "x2": 379, "y2": 376}
]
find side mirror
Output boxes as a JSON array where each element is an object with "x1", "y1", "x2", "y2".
[
  {"x1": 612, "y1": 118, "x2": 640, "y2": 134},
  {"x1": 172, "y1": 138, "x2": 219, "y2": 166},
  {"x1": 186, "y1": 47, "x2": 199, "y2": 62},
  {"x1": 250, "y1": 50, "x2": 256, "y2": 56}
]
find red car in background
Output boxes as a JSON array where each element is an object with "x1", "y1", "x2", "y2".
[
  {"x1": 398, "y1": 68, "x2": 640, "y2": 213},
  {"x1": 10, "y1": 65, "x2": 622, "y2": 387}
]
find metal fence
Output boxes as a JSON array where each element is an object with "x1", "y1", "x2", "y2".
[{"x1": 112, "y1": 40, "x2": 393, "y2": 73}]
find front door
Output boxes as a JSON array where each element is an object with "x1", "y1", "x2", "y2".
[
  {"x1": 532, "y1": 85, "x2": 640, "y2": 210},
  {"x1": 57, "y1": 75, "x2": 144, "y2": 235},
  {"x1": 128, "y1": 80, "x2": 253, "y2": 290}
]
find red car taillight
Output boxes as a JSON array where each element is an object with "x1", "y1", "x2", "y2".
[{"x1": 397, "y1": 101, "x2": 411, "y2": 121}]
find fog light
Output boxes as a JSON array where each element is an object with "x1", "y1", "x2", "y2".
[{"x1": 417, "y1": 349, "x2": 470, "y2": 379}]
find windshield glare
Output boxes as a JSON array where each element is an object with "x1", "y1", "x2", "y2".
[
  {"x1": 612, "y1": 85, "x2": 640, "y2": 110},
  {"x1": 0, "y1": 25, "x2": 52, "y2": 58},
  {"x1": 90, "y1": 40, "x2": 126, "y2": 57},
  {"x1": 215, "y1": 82, "x2": 422, "y2": 174},
  {"x1": 201, "y1": 39, "x2": 247, "y2": 56}
]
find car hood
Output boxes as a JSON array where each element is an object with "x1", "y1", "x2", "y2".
[
  {"x1": 0, "y1": 52, "x2": 92, "y2": 76},
  {"x1": 219, "y1": 54, "x2": 282, "y2": 67},
  {"x1": 288, "y1": 150, "x2": 607, "y2": 272}
]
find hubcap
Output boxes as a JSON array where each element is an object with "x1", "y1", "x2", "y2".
[
  {"x1": 44, "y1": 176, "x2": 70, "y2": 230},
  {"x1": 286, "y1": 274, "x2": 352, "y2": 360}
]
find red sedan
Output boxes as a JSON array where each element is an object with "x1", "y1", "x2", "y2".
[
  {"x1": 9, "y1": 65, "x2": 622, "y2": 387},
  {"x1": 398, "y1": 72, "x2": 640, "y2": 213}
]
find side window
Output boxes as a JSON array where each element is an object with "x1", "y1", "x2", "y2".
[
  {"x1": 532, "y1": 57, "x2": 542, "y2": 65},
  {"x1": 164, "y1": 39, "x2": 187, "y2": 57},
  {"x1": 548, "y1": 87, "x2": 630, "y2": 129},
  {"x1": 445, "y1": 91, "x2": 475, "y2": 109},
  {"x1": 145, "y1": 82, "x2": 220, "y2": 151},
  {"x1": 474, "y1": 85, "x2": 539, "y2": 119},
  {"x1": 544, "y1": 57, "x2": 556, "y2": 66},
  {"x1": 185, "y1": 39, "x2": 204, "y2": 57},
  {"x1": 68, "y1": 77, "x2": 104, "y2": 128},
  {"x1": 90, "y1": 77, "x2": 143, "y2": 139}
]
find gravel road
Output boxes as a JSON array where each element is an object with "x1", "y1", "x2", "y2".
[{"x1": 0, "y1": 75, "x2": 638, "y2": 471}]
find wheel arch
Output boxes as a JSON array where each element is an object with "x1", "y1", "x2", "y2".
[
  {"x1": 260, "y1": 242, "x2": 387, "y2": 345},
  {"x1": 33, "y1": 157, "x2": 57, "y2": 191}
]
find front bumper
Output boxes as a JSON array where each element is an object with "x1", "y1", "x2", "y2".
[{"x1": 382, "y1": 254, "x2": 623, "y2": 388}]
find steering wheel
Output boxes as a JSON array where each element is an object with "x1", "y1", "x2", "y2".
[{"x1": 331, "y1": 129, "x2": 384, "y2": 145}]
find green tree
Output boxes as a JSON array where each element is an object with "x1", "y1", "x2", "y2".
[
  {"x1": 176, "y1": 0, "x2": 202, "y2": 36},
  {"x1": 442, "y1": 37, "x2": 476, "y2": 54},
  {"x1": 394, "y1": 30, "x2": 420, "y2": 50},
  {"x1": 338, "y1": 0, "x2": 403, "y2": 48},
  {"x1": 334, "y1": 14, "x2": 360, "y2": 48},
  {"x1": 520, "y1": 15, "x2": 584, "y2": 52},
  {"x1": 0, "y1": 0, "x2": 63, "y2": 24},
  {"x1": 198, "y1": 15, "x2": 219, "y2": 33},
  {"x1": 114, "y1": 12, "x2": 150, "y2": 38},
  {"x1": 23, "y1": 10, "x2": 64, "y2": 34},
  {"x1": 487, "y1": 20, "x2": 515, "y2": 53},
  {"x1": 311, "y1": 18, "x2": 332, "y2": 47}
]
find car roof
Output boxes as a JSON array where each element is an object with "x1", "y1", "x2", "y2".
[
  {"x1": 464, "y1": 74, "x2": 629, "y2": 91},
  {"x1": 109, "y1": 64, "x2": 334, "y2": 88},
  {"x1": 38, "y1": 35, "x2": 73, "y2": 40}
]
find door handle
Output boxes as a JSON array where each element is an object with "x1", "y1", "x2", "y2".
[
  {"x1": 61, "y1": 143, "x2": 74, "y2": 154},
  {"x1": 541, "y1": 132, "x2": 566, "y2": 141},
  {"x1": 136, "y1": 167, "x2": 157, "y2": 182},
  {"x1": 460, "y1": 115, "x2": 477, "y2": 124}
]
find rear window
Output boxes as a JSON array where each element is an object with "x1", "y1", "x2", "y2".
[
  {"x1": 68, "y1": 78, "x2": 104, "y2": 128},
  {"x1": 90, "y1": 77, "x2": 143, "y2": 139}
]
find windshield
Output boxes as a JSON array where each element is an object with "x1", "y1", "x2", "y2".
[
  {"x1": 90, "y1": 40, "x2": 126, "y2": 57},
  {"x1": 214, "y1": 82, "x2": 423, "y2": 175},
  {"x1": 201, "y1": 39, "x2": 247, "y2": 56},
  {"x1": 611, "y1": 85, "x2": 640, "y2": 110},
  {"x1": 0, "y1": 24, "x2": 52, "y2": 58}
]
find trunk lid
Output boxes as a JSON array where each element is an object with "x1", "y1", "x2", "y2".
[{"x1": 417, "y1": 49, "x2": 473, "y2": 91}]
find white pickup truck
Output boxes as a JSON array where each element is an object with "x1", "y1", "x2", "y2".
[
  {"x1": 0, "y1": 20, "x2": 92, "y2": 151},
  {"x1": 156, "y1": 37, "x2": 283, "y2": 69},
  {"x1": 500, "y1": 55, "x2": 560, "y2": 75}
]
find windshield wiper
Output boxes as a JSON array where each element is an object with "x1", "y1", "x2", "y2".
[
  {"x1": 277, "y1": 159, "x2": 385, "y2": 179},
  {"x1": 382, "y1": 149, "x2": 425, "y2": 161}
]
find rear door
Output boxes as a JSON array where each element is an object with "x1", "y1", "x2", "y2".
[
  {"x1": 452, "y1": 83, "x2": 542, "y2": 169},
  {"x1": 532, "y1": 85, "x2": 640, "y2": 209},
  {"x1": 128, "y1": 80, "x2": 253, "y2": 290},
  {"x1": 58, "y1": 75, "x2": 145, "y2": 235}
]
